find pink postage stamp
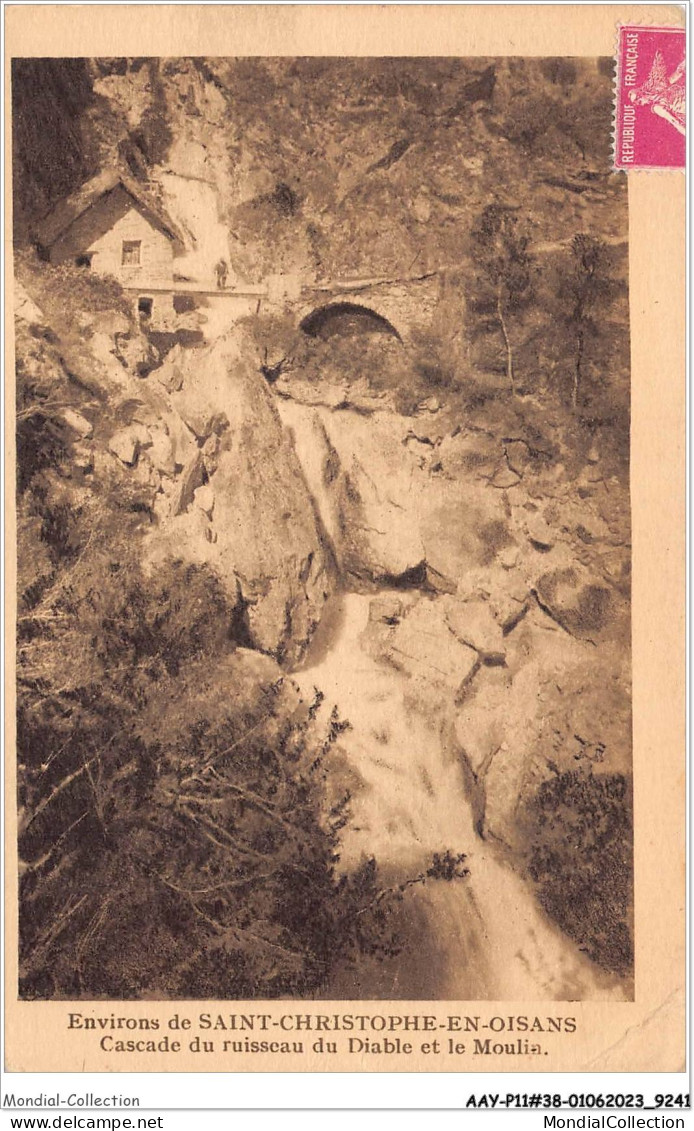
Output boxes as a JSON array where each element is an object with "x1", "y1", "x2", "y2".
[{"x1": 614, "y1": 24, "x2": 685, "y2": 170}]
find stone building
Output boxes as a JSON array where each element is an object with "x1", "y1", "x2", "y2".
[{"x1": 34, "y1": 169, "x2": 186, "y2": 325}]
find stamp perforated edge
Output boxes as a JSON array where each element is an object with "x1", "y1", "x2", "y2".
[{"x1": 612, "y1": 20, "x2": 686, "y2": 172}]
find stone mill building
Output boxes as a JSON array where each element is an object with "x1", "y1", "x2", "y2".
[{"x1": 34, "y1": 169, "x2": 186, "y2": 325}]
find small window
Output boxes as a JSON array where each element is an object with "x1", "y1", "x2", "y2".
[
  {"x1": 122, "y1": 240, "x2": 141, "y2": 266},
  {"x1": 138, "y1": 297, "x2": 153, "y2": 319},
  {"x1": 75, "y1": 253, "x2": 93, "y2": 268}
]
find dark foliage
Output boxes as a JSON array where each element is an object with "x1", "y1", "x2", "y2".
[
  {"x1": 120, "y1": 60, "x2": 173, "y2": 177},
  {"x1": 17, "y1": 481, "x2": 397, "y2": 999},
  {"x1": 554, "y1": 235, "x2": 622, "y2": 408},
  {"x1": 15, "y1": 297, "x2": 404, "y2": 1000},
  {"x1": 525, "y1": 770, "x2": 633, "y2": 976},
  {"x1": 270, "y1": 182, "x2": 301, "y2": 218},
  {"x1": 18, "y1": 613, "x2": 392, "y2": 998},
  {"x1": 469, "y1": 205, "x2": 534, "y2": 393},
  {"x1": 12, "y1": 59, "x2": 97, "y2": 225}
]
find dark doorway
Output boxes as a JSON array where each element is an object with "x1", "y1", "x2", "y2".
[
  {"x1": 75, "y1": 254, "x2": 93, "y2": 268},
  {"x1": 138, "y1": 296, "x2": 153, "y2": 320},
  {"x1": 300, "y1": 302, "x2": 402, "y2": 341}
]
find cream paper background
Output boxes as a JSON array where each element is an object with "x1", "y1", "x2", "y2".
[{"x1": 3, "y1": 3, "x2": 686, "y2": 1074}]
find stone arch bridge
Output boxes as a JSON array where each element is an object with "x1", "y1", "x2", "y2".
[
  {"x1": 165, "y1": 269, "x2": 447, "y2": 344},
  {"x1": 267, "y1": 270, "x2": 445, "y2": 346}
]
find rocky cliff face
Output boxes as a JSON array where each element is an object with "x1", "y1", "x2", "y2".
[
  {"x1": 276, "y1": 372, "x2": 632, "y2": 988},
  {"x1": 145, "y1": 336, "x2": 334, "y2": 663},
  {"x1": 15, "y1": 271, "x2": 334, "y2": 667}
]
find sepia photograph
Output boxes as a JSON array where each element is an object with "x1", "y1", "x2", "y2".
[{"x1": 12, "y1": 51, "x2": 635, "y2": 1008}]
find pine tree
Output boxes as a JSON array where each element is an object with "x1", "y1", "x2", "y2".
[
  {"x1": 558, "y1": 234, "x2": 618, "y2": 409},
  {"x1": 469, "y1": 204, "x2": 533, "y2": 394}
]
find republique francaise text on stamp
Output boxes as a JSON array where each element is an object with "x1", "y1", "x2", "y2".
[{"x1": 615, "y1": 25, "x2": 685, "y2": 169}]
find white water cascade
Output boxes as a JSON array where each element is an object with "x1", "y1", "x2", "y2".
[
  {"x1": 294, "y1": 592, "x2": 625, "y2": 1001},
  {"x1": 279, "y1": 384, "x2": 629, "y2": 1003}
]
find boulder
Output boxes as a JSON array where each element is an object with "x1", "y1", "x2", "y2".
[
  {"x1": 130, "y1": 453, "x2": 162, "y2": 497},
  {"x1": 113, "y1": 331, "x2": 159, "y2": 376},
  {"x1": 452, "y1": 603, "x2": 630, "y2": 848},
  {"x1": 417, "y1": 394, "x2": 439, "y2": 414},
  {"x1": 72, "y1": 443, "x2": 94, "y2": 474},
  {"x1": 444, "y1": 595, "x2": 505, "y2": 658},
  {"x1": 279, "y1": 399, "x2": 429, "y2": 586},
  {"x1": 167, "y1": 412, "x2": 198, "y2": 469},
  {"x1": 201, "y1": 432, "x2": 222, "y2": 476},
  {"x1": 108, "y1": 426, "x2": 142, "y2": 466},
  {"x1": 154, "y1": 344, "x2": 187, "y2": 393},
  {"x1": 454, "y1": 665, "x2": 512, "y2": 775},
  {"x1": 278, "y1": 396, "x2": 521, "y2": 596},
  {"x1": 147, "y1": 335, "x2": 333, "y2": 665},
  {"x1": 337, "y1": 465, "x2": 427, "y2": 584},
  {"x1": 364, "y1": 595, "x2": 478, "y2": 696},
  {"x1": 276, "y1": 403, "x2": 341, "y2": 552},
  {"x1": 172, "y1": 450, "x2": 205, "y2": 516},
  {"x1": 169, "y1": 341, "x2": 235, "y2": 440},
  {"x1": 274, "y1": 376, "x2": 349, "y2": 410},
  {"x1": 152, "y1": 507, "x2": 216, "y2": 567},
  {"x1": 497, "y1": 544, "x2": 520, "y2": 571},
  {"x1": 146, "y1": 427, "x2": 177, "y2": 478},
  {"x1": 193, "y1": 483, "x2": 215, "y2": 518},
  {"x1": 524, "y1": 511, "x2": 554, "y2": 551},
  {"x1": 419, "y1": 487, "x2": 514, "y2": 583},
  {"x1": 504, "y1": 439, "x2": 534, "y2": 477},
  {"x1": 486, "y1": 574, "x2": 529, "y2": 629},
  {"x1": 208, "y1": 425, "x2": 331, "y2": 662},
  {"x1": 367, "y1": 594, "x2": 407, "y2": 627},
  {"x1": 61, "y1": 408, "x2": 93, "y2": 439},
  {"x1": 14, "y1": 283, "x2": 44, "y2": 325},
  {"x1": 483, "y1": 741, "x2": 532, "y2": 846}
]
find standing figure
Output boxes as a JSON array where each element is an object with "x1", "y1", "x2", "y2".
[{"x1": 215, "y1": 258, "x2": 229, "y2": 289}]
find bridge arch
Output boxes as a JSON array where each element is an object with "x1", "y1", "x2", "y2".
[{"x1": 299, "y1": 301, "x2": 402, "y2": 342}]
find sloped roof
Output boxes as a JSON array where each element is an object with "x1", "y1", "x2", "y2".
[{"x1": 34, "y1": 169, "x2": 186, "y2": 254}]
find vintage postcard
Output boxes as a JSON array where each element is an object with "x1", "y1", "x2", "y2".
[{"x1": 3, "y1": 4, "x2": 686, "y2": 1074}]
